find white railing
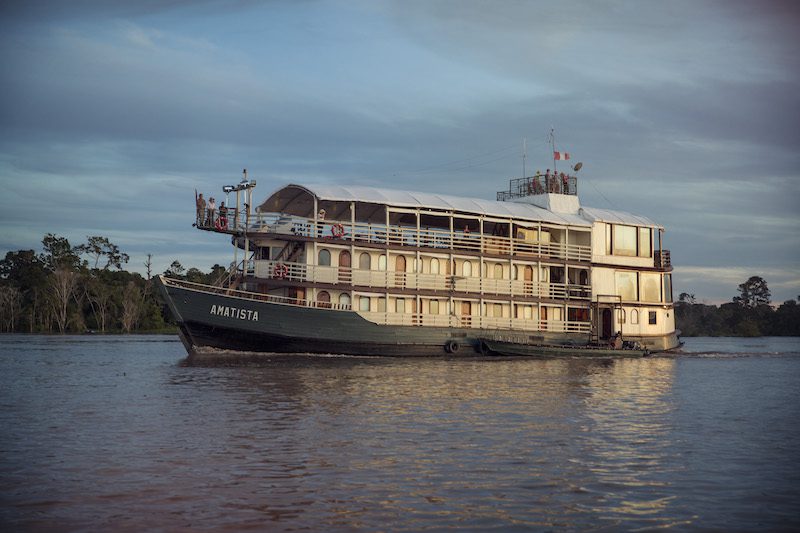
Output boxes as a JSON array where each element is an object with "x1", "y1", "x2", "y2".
[
  {"x1": 161, "y1": 276, "x2": 590, "y2": 333},
  {"x1": 245, "y1": 213, "x2": 591, "y2": 261},
  {"x1": 356, "y1": 312, "x2": 591, "y2": 333},
  {"x1": 252, "y1": 260, "x2": 591, "y2": 300}
]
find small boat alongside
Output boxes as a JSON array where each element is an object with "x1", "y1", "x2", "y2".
[{"x1": 477, "y1": 335, "x2": 649, "y2": 358}]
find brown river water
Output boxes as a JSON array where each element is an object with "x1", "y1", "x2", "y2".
[{"x1": 1, "y1": 335, "x2": 799, "y2": 531}]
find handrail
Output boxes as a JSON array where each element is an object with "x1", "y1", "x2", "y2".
[
  {"x1": 237, "y1": 213, "x2": 592, "y2": 262},
  {"x1": 161, "y1": 276, "x2": 352, "y2": 311},
  {"x1": 253, "y1": 260, "x2": 592, "y2": 300},
  {"x1": 161, "y1": 276, "x2": 591, "y2": 333}
]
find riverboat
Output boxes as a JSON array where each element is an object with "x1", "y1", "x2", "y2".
[{"x1": 157, "y1": 168, "x2": 680, "y2": 360}]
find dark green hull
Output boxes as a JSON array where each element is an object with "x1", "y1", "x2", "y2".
[
  {"x1": 157, "y1": 277, "x2": 596, "y2": 360},
  {"x1": 478, "y1": 339, "x2": 649, "y2": 358}
]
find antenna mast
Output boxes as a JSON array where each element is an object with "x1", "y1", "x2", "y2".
[{"x1": 522, "y1": 137, "x2": 527, "y2": 180}]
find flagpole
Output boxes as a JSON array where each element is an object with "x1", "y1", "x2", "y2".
[{"x1": 550, "y1": 128, "x2": 557, "y2": 173}]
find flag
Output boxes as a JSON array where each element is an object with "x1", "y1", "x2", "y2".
[{"x1": 554, "y1": 151, "x2": 570, "y2": 160}]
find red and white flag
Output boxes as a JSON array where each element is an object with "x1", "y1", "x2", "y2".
[{"x1": 554, "y1": 151, "x2": 570, "y2": 160}]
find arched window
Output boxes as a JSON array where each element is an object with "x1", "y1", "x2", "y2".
[
  {"x1": 462, "y1": 260, "x2": 472, "y2": 277},
  {"x1": 318, "y1": 249, "x2": 331, "y2": 266},
  {"x1": 631, "y1": 309, "x2": 639, "y2": 324},
  {"x1": 378, "y1": 255, "x2": 387, "y2": 271},
  {"x1": 317, "y1": 290, "x2": 331, "y2": 308},
  {"x1": 339, "y1": 293, "x2": 351, "y2": 307},
  {"x1": 494, "y1": 264, "x2": 503, "y2": 279},
  {"x1": 359, "y1": 252, "x2": 371, "y2": 270},
  {"x1": 430, "y1": 258, "x2": 440, "y2": 274},
  {"x1": 359, "y1": 296, "x2": 370, "y2": 311}
]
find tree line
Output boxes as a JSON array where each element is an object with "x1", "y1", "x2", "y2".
[
  {"x1": 675, "y1": 276, "x2": 800, "y2": 337},
  {"x1": 0, "y1": 234, "x2": 224, "y2": 334},
  {"x1": 1, "y1": 236, "x2": 798, "y2": 336}
]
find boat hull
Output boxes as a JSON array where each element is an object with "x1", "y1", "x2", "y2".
[{"x1": 157, "y1": 277, "x2": 681, "y2": 361}]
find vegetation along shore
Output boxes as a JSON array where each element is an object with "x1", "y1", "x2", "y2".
[{"x1": 0, "y1": 234, "x2": 798, "y2": 336}]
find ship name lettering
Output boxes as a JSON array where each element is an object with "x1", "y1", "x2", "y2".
[{"x1": 210, "y1": 304, "x2": 259, "y2": 321}]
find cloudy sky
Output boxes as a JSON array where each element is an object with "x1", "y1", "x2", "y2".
[{"x1": 1, "y1": 0, "x2": 798, "y2": 304}]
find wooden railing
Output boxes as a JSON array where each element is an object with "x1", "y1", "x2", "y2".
[{"x1": 252, "y1": 260, "x2": 592, "y2": 300}]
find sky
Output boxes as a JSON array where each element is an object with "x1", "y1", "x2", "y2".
[{"x1": 1, "y1": 0, "x2": 798, "y2": 304}]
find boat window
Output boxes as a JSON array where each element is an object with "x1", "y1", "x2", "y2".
[
  {"x1": 359, "y1": 296, "x2": 370, "y2": 311},
  {"x1": 317, "y1": 291, "x2": 331, "y2": 307},
  {"x1": 493, "y1": 303, "x2": 503, "y2": 317},
  {"x1": 318, "y1": 249, "x2": 331, "y2": 266},
  {"x1": 631, "y1": 309, "x2": 639, "y2": 324},
  {"x1": 638, "y1": 227, "x2": 652, "y2": 257},
  {"x1": 663, "y1": 274, "x2": 673, "y2": 303},
  {"x1": 615, "y1": 271, "x2": 638, "y2": 301},
  {"x1": 359, "y1": 252, "x2": 371, "y2": 270},
  {"x1": 430, "y1": 299, "x2": 439, "y2": 314},
  {"x1": 430, "y1": 258, "x2": 440, "y2": 275},
  {"x1": 641, "y1": 273, "x2": 661, "y2": 302},
  {"x1": 378, "y1": 255, "x2": 387, "y2": 271},
  {"x1": 396, "y1": 298, "x2": 406, "y2": 314},
  {"x1": 613, "y1": 225, "x2": 637, "y2": 256},
  {"x1": 462, "y1": 260, "x2": 472, "y2": 277},
  {"x1": 494, "y1": 264, "x2": 503, "y2": 279},
  {"x1": 649, "y1": 311, "x2": 657, "y2": 325},
  {"x1": 339, "y1": 293, "x2": 351, "y2": 307},
  {"x1": 377, "y1": 297, "x2": 386, "y2": 312},
  {"x1": 605, "y1": 224, "x2": 612, "y2": 255}
]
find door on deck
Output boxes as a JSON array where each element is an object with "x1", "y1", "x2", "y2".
[
  {"x1": 395, "y1": 255, "x2": 406, "y2": 287},
  {"x1": 461, "y1": 301, "x2": 472, "y2": 327},
  {"x1": 601, "y1": 308, "x2": 613, "y2": 339},
  {"x1": 339, "y1": 250, "x2": 351, "y2": 283}
]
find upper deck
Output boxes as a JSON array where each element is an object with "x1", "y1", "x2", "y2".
[{"x1": 497, "y1": 174, "x2": 578, "y2": 201}]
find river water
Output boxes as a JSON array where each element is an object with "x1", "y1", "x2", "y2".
[{"x1": 1, "y1": 336, "x2": 799, "y2": 532}]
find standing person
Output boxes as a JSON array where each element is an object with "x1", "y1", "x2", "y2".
[
  {"x1": 196, "y1": 192, "x2": 206, "y2": 226},
  {"x1": 208, "y1": 197, "x2": 216, "y2": 226},
  {"x1": 218, "y1": 202, "x2": 228, "y2": 230}
]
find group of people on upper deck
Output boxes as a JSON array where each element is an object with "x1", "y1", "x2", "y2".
[
  {"x1": 528, "y1": 169, "x2": 573, "y2": 195},
  {"x1": 195, "y1": 192, "x2": 229, "y2": 230}
]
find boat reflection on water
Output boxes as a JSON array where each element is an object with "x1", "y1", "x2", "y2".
[{"x1": 167, "y1": 356, "x2": 685, "y2": 531}]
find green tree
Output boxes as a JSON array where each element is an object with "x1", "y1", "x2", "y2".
[
  {"x1": 164, "y1": 260, "x2": 185, "y2": 279},
  {"x1": 41, "y1": 233, "x2": 82, "y2": 271},
  {"x1": 76, "y1": 236, "x2": 130, "y2": 270},
  {"x1": 733, "y1": 276, "x2": 771, "y2": 308}
]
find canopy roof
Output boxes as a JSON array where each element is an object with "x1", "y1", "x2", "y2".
[{"x1": 257, "y1": 183, "x2": 663, "y2": 229}]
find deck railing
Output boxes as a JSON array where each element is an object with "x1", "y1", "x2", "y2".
[
  {"x1": 242, "y1": 214, "x2": 591, "y2": 262},
  {"x1": 253, "y1": 260, "x2": 592, "y2": 300},
  {"x1": 356, "y1": 312, "x2": 591, "y2": 333},
  {"x1": 162, "y1": 276, "x2": 591, "y2": 333}
]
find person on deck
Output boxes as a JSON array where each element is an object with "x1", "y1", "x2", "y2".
[
  {"x1": 208, "y1": 197, "x2": 216, "y2": 226},
  {"x1": 196, "y1": 193, "x2": 206, "y2": 226},
  {"x1": 217, "y1": 202, "x2": 228, "y2": 230}
]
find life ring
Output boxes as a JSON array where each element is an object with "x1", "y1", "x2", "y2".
[
  {"x1": 444, "y1": 339, "x2": 460, "y2": 354},
  {"x1": 273, "y1": 263, "x2": 288, "y2": 279},
  {"x1": 331, "y1": 223, "x2": 345, "y2": 238}
]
